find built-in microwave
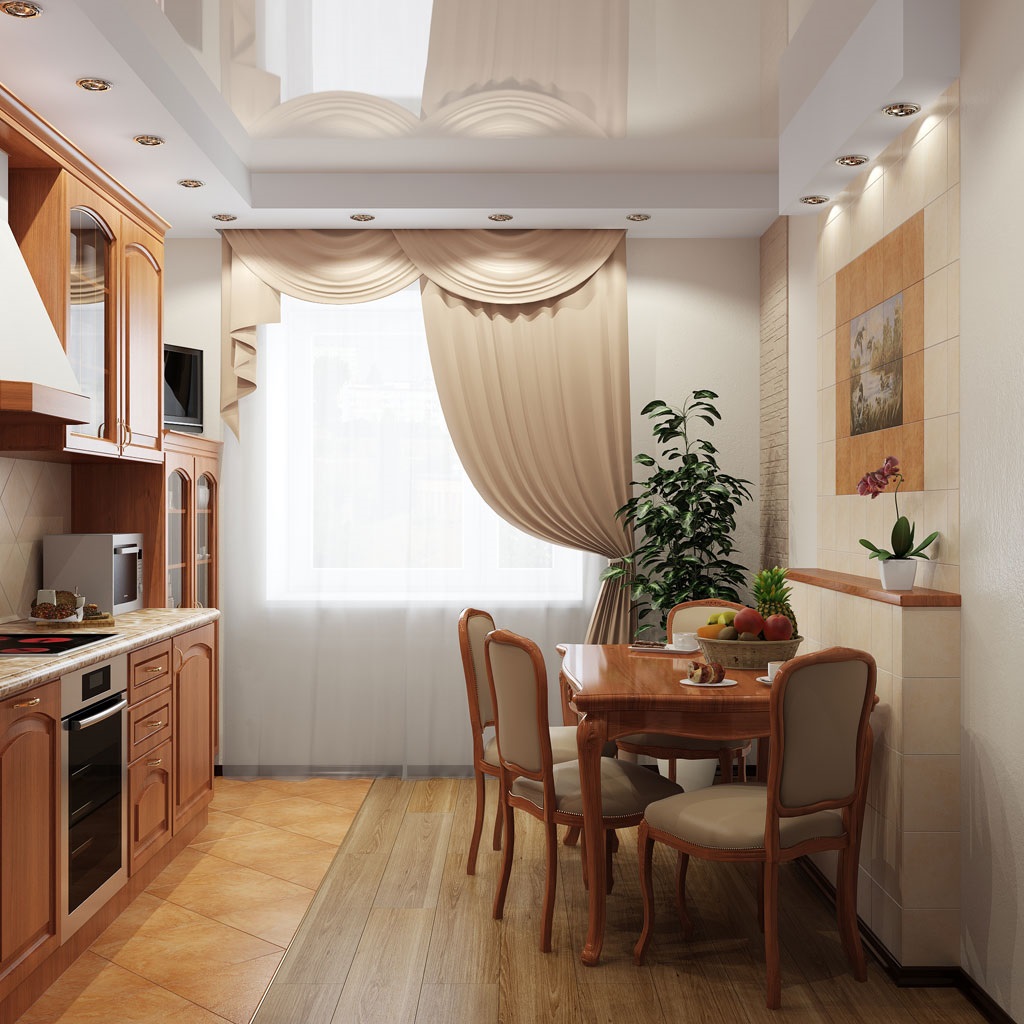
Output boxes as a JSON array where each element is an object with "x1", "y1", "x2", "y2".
[{"x1": 43, "y1": 533, "x2": 144, "y2": 615}]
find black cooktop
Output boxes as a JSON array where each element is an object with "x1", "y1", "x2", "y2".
[{"x1": 0, "y1": 633, "x2": 117, "y2": 656}]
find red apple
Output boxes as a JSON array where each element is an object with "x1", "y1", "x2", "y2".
[
  {"x1": 763, "y1": 614, "x2": 794, "y2": 641},
  {"x1": 733, "y1": 607, "x2": 764, "y2": 637}
]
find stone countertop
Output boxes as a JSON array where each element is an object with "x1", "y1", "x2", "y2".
[{"x1": 0, "y1": 608, "x2": 219, "y2": 702}]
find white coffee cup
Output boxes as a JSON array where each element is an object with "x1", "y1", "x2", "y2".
[
  {"x1": 767, "y1": 660, "x2": 785, "y2": 682},
  {"x1": 672, "y1": 631, "x2": 699, "y2": 652}
]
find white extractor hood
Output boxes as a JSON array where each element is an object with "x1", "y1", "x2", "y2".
[{"x1": 0, "y1": 217, "x2": 90, "y2": 423}]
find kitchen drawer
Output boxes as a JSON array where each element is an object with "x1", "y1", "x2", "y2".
[
  {"x1": 128, "y1": 688, "x2": 173, "y2": 762},
  {"x1": 128, "y1": 640, "x2": 172, "y2": 704},
  {"x1": 128, "y1": 737, "x2": 173, "y2": 876}
]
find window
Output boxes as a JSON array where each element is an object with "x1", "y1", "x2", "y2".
[{"x1": 264, "y1": 286, "x2": 584, "y2": 602}]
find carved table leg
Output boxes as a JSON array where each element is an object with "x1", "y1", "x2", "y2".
[{"x1": 577, "y1": 714, "x2": 608, "y2": 966}]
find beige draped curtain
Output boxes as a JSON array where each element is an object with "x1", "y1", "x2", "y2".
[{"x1": 221, "y1": 228, "x2": 634, "y2": 642}]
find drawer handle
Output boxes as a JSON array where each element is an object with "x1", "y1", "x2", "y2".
[
  {"x1": 13, "y1": 697, "x2": 41, "y2": 708},
  {"x1": 147, "y1": 758, "x2": 163, "y2": 767},
  {"x1": 146, "y1": 720, "x2": 165, "y2": 729},
  {"x1": 144, "y1": 666, "x2": 165, "y2": 674}
]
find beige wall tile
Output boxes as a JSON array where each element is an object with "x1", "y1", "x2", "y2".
[
  {"x1": 922, "y1": 490, "x2": 949, "y2": 563},
  {"x1": 860, "y1": 804, "x2": 878, "y2": 872},
  {"x1": 947, "y1": 259, "x2": 959, "y2": 338},
  {"x1": 923, "y1": 194, "x2": 948, "y2": 278},
  {"x1": 947, "y1": 413, "x2": 959, "y2": 489},
  {"x1": 817, "y1": 497, "x2": 836, "y2": 552},
  {"x1": 820, "y1": 588, "x2": 837, "y2": 646},
  {"x1": 945, "y1": 490, "x2": 960, "y2": 564},
  {"x1": 820, "y1": 386, "x2": 836, "y2": 443},
  {"x1": 820, "y1": 329, "x2": 837, "y2": 389},
  {"x1": 901, "y1": 132, "x2": 928, "y2": 215},
  {"x1": 947, "y1": 109, "x2": 960, "y2": 186},
  {"x1": 902, "y1": 607, "x2": 960, "y2": 677},
  {"x1": 931, "y1": 562, "x2": 960, "y2": 594},
  {"x1": 902, "y1": 832, "x2": 961, "y2": 909},
  {"x1": 921, "y1": 118, "x2": 949, "y2": 205},
  {"x1": 870, "y1": 602, "x2": 894, "y2": 674},
  {"x1": 872, "y1": 882, "x2": 903, "y2": 959},
  {"x1": 903, "y1": 754, "x2": 960, "y2": 831},
  {"x1": 857, "y1": 866, "x2": 873, "y2": 926},
  {"x1": 853, "y1": 178, "x2": 884, "y2": 257},
  {"x1": 924, "y1": 266, "x2": 949, "y2": 347},
  {"x1": 924, "y1": 416, "x2": 949, "y2": 491},
  {"x1": 946, "y1": 336, "x2": 959, "y2": 414},
  {"x1": 871, "y1": 810, "x2": 902, "y2": 901},
  {"x1": 869, "y1": 742, "x2": 902, "y2": 824},
  {"x1": 820, "y1": 440, "x2": 835, "y2": 496},
  {"x1": 924, "y1": 342, "x2": 949, "y2": 419},
  {"x1": 873, "y1": 669, "x2": 897, "y2": 752},
  {"x1": 947, "y1": 183, "x2": 960, "y2": 261},
  {"x1": 821, "y1": 273, "x2": 836, "y2": 334},
  {"x1": 902, "y1": 909, "x2": 960, "y2": 966},
  {"x1": 902, "y1": 677, "x2": 961, "y2": 754},
  {"x1": 882, "y1": 161, "x2": 906, "y2": 235}
]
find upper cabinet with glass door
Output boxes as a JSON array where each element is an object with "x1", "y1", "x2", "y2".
[{"x1": 6, "y1": 168, "x2": 166, "y2": 462}]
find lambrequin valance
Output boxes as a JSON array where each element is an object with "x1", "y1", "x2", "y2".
[{"x1": 220, "y1": 227, "x2": 634, "y2": 643}]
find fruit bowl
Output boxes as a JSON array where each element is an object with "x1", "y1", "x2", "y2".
[{"x1": 696, "y1": 635, "x2": 802, "y2": 671}]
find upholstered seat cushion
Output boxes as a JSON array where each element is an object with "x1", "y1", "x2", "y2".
[
  {"x1": 618, "y1": 732, "x2": 752, "y2": 752},
  {"x1": 484, "y1": 727, "x2": 614, "y2": 767},
  {"x1": 511, "y1": 757, "x2": 683, "y2": 820},
  {"x1": 644, "y1": 784, "x2": 845, "y2": 851}
]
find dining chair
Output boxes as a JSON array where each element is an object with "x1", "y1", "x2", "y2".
[
  {"x1": 459, "y1": 608, "x2": 595, "y2": 875},
  {"x1": 617, "y1": 599, "x2": 752, "y2": 783},
  {"x1": 633, "y1": 647, "x2": 877, "y2": 1009},
  {"x1": 485, "y1": 628, "x2": 683, "y2": 952}
]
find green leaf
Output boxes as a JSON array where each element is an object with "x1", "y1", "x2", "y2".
[
  {"x1": 909, "y1": 530, "x2": 939, "y2": 557},
  {"x1": 891, "y1": 516, "x2": 912, "y2": 558},
  {"x1": 640, "y1": 399, "x2": 669, "y2": 416},
  {"x1": 634, "y1": 453, "x2": 656, "y2": 467}
]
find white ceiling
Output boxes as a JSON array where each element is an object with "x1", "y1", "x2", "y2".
[{"x1": 0, "y1": 0, "x2": 958, "y2": 239}]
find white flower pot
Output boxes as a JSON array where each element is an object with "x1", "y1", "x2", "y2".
[{"x1": 879, "y1": 558, "x2": 917, "y2": 591}]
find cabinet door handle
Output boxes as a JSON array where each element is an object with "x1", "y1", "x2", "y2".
[
  {"x1": 13, "y1": 697, "x2": 41, "y2": 708},
  {"x1": 125, "y1": 423, "x2": 133, "y2": 446},
  {"x1": 147, "y1": 720, "x2": 164, "y2": 729},
  {"x1": 144, "y1": 666, "x2": 165, "y2": 674},
  {"x1": 147, "y1": 758, "x2": 163, "y2": 767}
]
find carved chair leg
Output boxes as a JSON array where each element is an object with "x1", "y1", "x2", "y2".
[
  {"x1": 668, "y1": 758, "x2": 678, "y2": 783},
  {"x1": 492, "y1": 802, "x2": 515, "y2": 920},
  {"x1": 563, "y1": 826, "x2": 581, "y2": 846},
  {"x1": 605, "y1": 830, "x2": 615, "y2": 894},
  {"x1": 737, "y1": 748, "x2": 748, "y2": 783},
  {"x1": 763, "y1": 860, "x2": 782, "y2": 1009},
  {"x1": 609, "y1": 829, "x2": 619, "y2": 853},
  {"x1": 757, "y1": 861, "x2": 765, "y2": 931},
  {"x1": 675, "y1": 851, "x2": 694, "y2": 938},
  {"x1": 718, "y1": 751, "x2": 733, "y2": 783},
  {"x1": 541, "y1": 820, "x2": 558, "y2": 952},
  {"x1": 580, "y1": 829, "x2": 589, "y2": 890},
  {"x1": 491, "y1": 789, "x2": 504, "y2": 850},
  {"x1": 467, "y1": 769, "x2": 486, "y2": 875},
  {"x1": 633, "y1": 821, "x2": 656, "y2": 965},
  {"x1": 837, "y1": 848, "x2": 867, "y2": 980}
]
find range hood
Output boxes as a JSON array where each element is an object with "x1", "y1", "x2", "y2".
[{"x1": 0, "y1": 218, "x2": 90, "y2": 424}]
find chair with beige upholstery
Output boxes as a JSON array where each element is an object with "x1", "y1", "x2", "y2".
[
  {"x1": 459, "y1": 608, "x2": 592, "y2": 875},
  {"x1": 633, "y1": 647, "x2": 877, "y2": 1009},
  {"x1": 617, "y1": 600, "x2": 753, "y2": 782},
  {"x1": 485, "y1": 628, "x2": 683, "y2": 952}
]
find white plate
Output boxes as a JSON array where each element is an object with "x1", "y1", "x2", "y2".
[
  {"x1": 679, "y1": 678, "x2": 738, "y2": 688},
  {"x1": 757, "y1": 675, "x2": 773, "y2": 685}
]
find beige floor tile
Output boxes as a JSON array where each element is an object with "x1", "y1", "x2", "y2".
[
  {"x1": 214, "y1": 891, "x2": 316, "y2": 947},
  {"x1": 196, "y1": 827, "x2": 340, "y2": 888},
  {"x1": 157, "y1": 951, "x2": 285, "y2": 1024},
  {"x1": 190, "y1": 809, "x2": 279, "y2": 845},
  {"x1": 246, "y1": 777, "x2": 374, "y2": 811},
  {"x1": 228, "y1": 794, "x2": 359, "y2": 844}
]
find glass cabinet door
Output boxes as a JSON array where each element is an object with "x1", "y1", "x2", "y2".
[
  {"x1": 195, "y1": 473, "x2": 216, "y2": 608},
  {"x1": 68, "y1": 208, "x2": 115, "y2": 442},
  {"x1": 167, "y1": 470, "x2": 189, "y2": 608}
]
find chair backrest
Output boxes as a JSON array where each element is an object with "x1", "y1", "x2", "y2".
[
  {"x1": 769, "y1": 647, "x2": 876, "y2": 815},
  {"x1": 458, "y1": 608, "x2": 496, "y2": 736},
  {"x1": 484, "y1": 628, "x2": 552, "y2": 780},
  {"x1": 665, "y1": 598, "x2": 744, "y2": 638}
]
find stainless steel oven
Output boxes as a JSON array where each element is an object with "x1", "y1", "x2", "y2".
[{"x1": 61, "y1": 655, "x2": 128, "y2": 938}]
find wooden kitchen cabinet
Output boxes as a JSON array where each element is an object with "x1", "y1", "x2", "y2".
[
  {"x1": 164, "y1": 434, "x2": 221, "y2": 610},
  {"x1": 5, "y1": 168, "x2": 165, "y2": 463},
  {"x1": 0, "y1": 680, "x2": 60, "y2": 996},
  {"x1": 128, "y1": 738, "x2": 174, "y2": 876},
  {"x1": 172, "y1": 623, "x2": 216, "y2": 832}
]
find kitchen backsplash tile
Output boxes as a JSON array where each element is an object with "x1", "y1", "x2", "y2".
[{"x1": 0, "y1": 457, "x2": 72, "y2": 621}]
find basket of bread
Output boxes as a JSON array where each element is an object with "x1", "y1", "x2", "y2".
[{"x1": 29, "y1": 589, "x2": 85, "y2": 623}]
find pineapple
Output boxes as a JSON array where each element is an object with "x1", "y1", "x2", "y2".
[{"x1": 753, "y1": 567, "x2": 799, "y2": 637}]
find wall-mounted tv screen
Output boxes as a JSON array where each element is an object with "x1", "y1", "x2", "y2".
[{"x1": 164, "y1": 344, "x2": 203, "y2": 433}]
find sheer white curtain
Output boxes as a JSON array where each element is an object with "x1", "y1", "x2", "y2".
[{"x1": 220, "y1": 287, "x2": 603, "y2": 775}]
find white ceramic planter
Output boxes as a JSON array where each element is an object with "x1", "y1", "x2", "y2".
[{"x1": 879, "y1": 558, "x2": 917, "y2": 591}]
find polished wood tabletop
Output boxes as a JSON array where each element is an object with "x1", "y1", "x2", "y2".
[{"x1": 556, "y1": 642, "x2": 775, "y2": 966}]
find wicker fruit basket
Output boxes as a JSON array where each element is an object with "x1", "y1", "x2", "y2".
[{"x1": 696, "y1": 635, "x2": 803, "y2": 670}]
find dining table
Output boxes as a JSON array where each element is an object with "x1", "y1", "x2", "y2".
[{"x1": 556, "y1": 642, "x2": 774, "y2": 967}]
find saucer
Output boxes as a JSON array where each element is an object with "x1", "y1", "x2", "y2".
[
  {"x1": 756, "y1": 675, "x2": 773, "y2": 685},
  {"x1": 666, "y1": 644, "x2": 699, "y2": 653}
]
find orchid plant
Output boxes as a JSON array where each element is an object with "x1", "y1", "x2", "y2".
[{"x1": 857, "y1": 456, "x2": 938, "y2": 561}]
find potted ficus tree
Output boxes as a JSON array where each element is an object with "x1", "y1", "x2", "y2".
[{"x1": 602, "y1": 391, "x2": 752, "y2": 637}]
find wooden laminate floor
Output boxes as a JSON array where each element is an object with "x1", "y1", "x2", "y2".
[{"x1": 253, "y1": 777, "x2": 985, "y2": 1024}]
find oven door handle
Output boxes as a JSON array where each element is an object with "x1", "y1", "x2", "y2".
[{"x1": 67, "y1": 697, "x2": 127, "y2": 730}]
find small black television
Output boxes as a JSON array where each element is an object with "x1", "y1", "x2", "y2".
[{"x1": 163, "y1": 344, "x2": 204, "y2": 433}]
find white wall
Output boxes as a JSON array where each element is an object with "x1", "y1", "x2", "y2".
[
  {"x1": 626, "y1": 239, "x2": 762, "y2": 599},
  {"x1": 163, "y1": 238, "x2": 223, "y2": 441},
  {"x1": 959, "y1": 3, "x2": 1024, "y2": 1017},
  {"x1": 0, "y1": 150, "x2": 8, "y2": 221},
  {"x1": 787, "y1": 213, "x2": 818, "y2": 566}
]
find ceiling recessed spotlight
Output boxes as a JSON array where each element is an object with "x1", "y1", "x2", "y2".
[
  {"x1": 350, "y1": 213, "x2": 375, "y2": 222},
  {"x1": 488, "y1": 213, "x2": 513, "y2": 222},
  {"x1": 177, "y1": 179, "x2": 205, "y2": 188},
  {"x1": 212, "y1": 213, "x2": 237, "y2": 222},
  {"x1": 133, "y1": 134, "x2": 165, "y2": 147},
  {"x1": 76, "y1": 77, "x2": 112, "y2": 92},
  {"x1": 1, "y1": 2, "x2": 42, "y2": 17},
  {"x1": 835, "y1": 154, "x2": 868, "y2": 167},
  {"x1": 626, "y1": 213, "x2": 651, "y2": 222},
  {"x1": 882, "y1": 102, "x2": 921, "y2": 117},
  {"x1": 800, "y1": 195, "x2": 830, "y2": 206}
]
